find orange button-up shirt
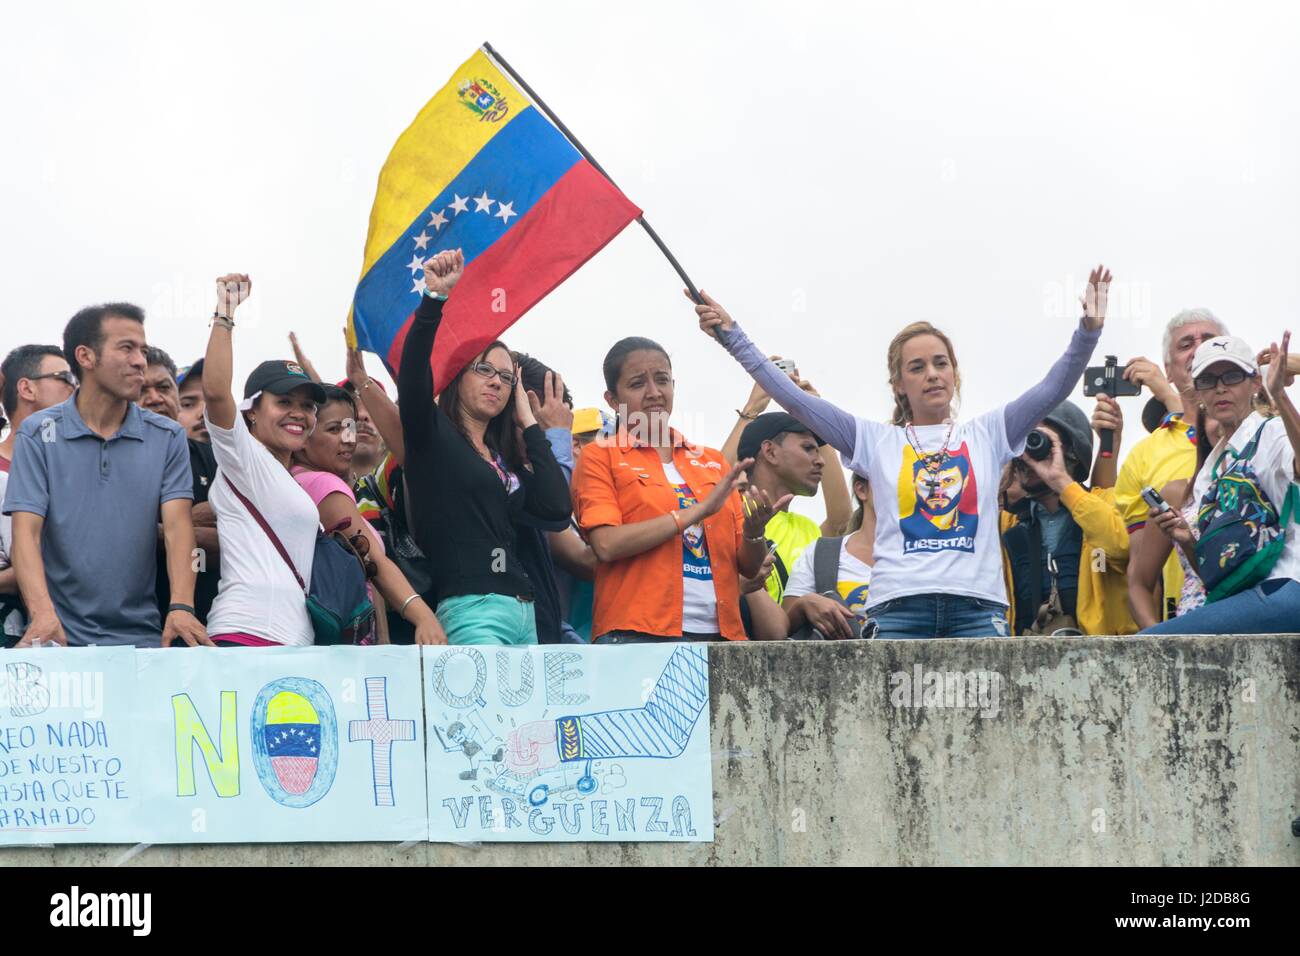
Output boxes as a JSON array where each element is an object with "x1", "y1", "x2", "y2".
[{"x1": 571, "y1": 429, "x2": 748, "y2": 641}]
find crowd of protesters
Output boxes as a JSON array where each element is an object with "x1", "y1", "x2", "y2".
[{"x1": 2, "y1": 252, "x2": 1298, "y2": 648}]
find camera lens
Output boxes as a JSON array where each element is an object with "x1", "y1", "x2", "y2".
[{"x1": 1024, "y1": 429, "x2": 1052, "y2": 461}]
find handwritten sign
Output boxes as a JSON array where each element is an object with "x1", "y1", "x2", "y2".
[
  {"x1": 0, "y1": 644, "x2": 713, "y2": 844},
  {"x1": 0, "y1": 648, "x2": 139, "y2": 844},
  {"x1": 136, "y1": 645, "x2": 426, "y2": 843},
  {"x1": 424, "y1": 644, "x2": 713, "y2": 842}
]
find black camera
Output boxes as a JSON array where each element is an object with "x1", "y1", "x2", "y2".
[
  {"x1": 1082, "y1": 355, "x2": 1142, "y2": 398},
  {"x1": 1024, "y1": 429, "x2": 1053, "y2": 461},
  {"x1": 1080, "y1": 354, "x2": 1138, "y2": 459}
]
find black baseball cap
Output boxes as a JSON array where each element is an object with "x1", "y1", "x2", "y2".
[
  {"x1": 241, "y1": 360, "x2": 327, "y2": 408},
  {"x1": 737, "y1": 412, "x2": 825, "y2": 462},
  {"x1": 176, "y1": 357, "x2": 205, "y2": 386}
]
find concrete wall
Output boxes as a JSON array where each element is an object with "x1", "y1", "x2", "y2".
[{"x1": 4, "y1": 636, "x2": 1297, "y2": 866}]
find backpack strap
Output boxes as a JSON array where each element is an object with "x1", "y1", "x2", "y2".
[
  {"x1": 1211, "y1": 419, "x2": 1272, "y2": 481},
  {"x1": 770, "y1": 549, "x2": 790, "y2": 601},
  {"x1": 812, "y1": 536, "x2": 843, "y2": 598},
  {"x1": 223, "y1": 475, "x2": 308, "y2": 593}
]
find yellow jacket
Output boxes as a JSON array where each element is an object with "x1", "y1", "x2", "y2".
[{"x1": 1000, "y1": 484, "x2": 1138, "y2": 636}]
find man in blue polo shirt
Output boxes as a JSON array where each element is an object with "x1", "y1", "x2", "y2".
[{"x1": 3, "y1": 302, "x2": 210, "y2": 648}]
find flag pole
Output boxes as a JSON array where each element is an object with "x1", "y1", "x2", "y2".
[{"x1": 482, "y1": 42, "x2": 706, "y2": 307}]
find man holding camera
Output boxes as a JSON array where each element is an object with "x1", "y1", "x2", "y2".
[{"x1": 999, "y1": 400, "x2": 1136, "y2": 635}]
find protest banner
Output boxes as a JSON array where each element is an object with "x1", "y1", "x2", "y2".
[
  {"x1": 425, "y1": 644, "x2": 713, "y2": 842},
  {"x1": 0, "y1": 644, "x2": 713, "y2": 844}
]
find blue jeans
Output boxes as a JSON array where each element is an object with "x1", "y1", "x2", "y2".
[
  {"x1": 436, "y1": 594, "x2": 537, "y2": 646},
  {"x1": 867, "y1": 594, "x2": 1010, "y2": 640},
  {"x1": 1142, "y1": 577, "x2": 1300, "y2": 634}
]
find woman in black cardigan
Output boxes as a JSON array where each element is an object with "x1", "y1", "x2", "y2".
[{"x1": 397, "y1": 248, "x2": 572, "y2": 646}]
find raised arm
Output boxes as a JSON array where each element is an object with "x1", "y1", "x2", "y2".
[
  {"x1": 346, "y1": 333, "x2": 405, "y2": 466},
  {"x1": 398, "y1": 249, "x2": 463, "y2": 443},
  {"x1": 202, "y1": 273, "x2": 250, "y2": 431},
  {"x1": 1263, "y1": 331, "x2": 1300, "y2": 480},
  {"x1": 1088, "y1": 395, "x2": 1123, "y2": 489},
  {"x1": 288, "y1": 332, "x2": 324, "y2": 383},
  {"x1": 690, "y1": 290, "x2": 860, "y2": 458},
  {"x1": 513, "y1": 377, "x2": 573, "y2": 526},
  {"x1": 1003, "y1": 265, "x2": 1109, "y2": 446}
]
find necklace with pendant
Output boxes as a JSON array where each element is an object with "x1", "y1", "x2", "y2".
[{"x1": 905, "y1": 418, "x2": 956, "y2": 474}]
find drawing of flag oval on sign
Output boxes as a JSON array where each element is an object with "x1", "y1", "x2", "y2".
[
  {"x1": 264, "y1": 690, "x2": 321, "y2": 795},
  {"x1": 250, "y1": 677, "x2": 339, "y2": 809}
]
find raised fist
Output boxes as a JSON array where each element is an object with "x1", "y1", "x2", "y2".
[
  {"x1": 423, "y1": 249, "x2": 464, "y2": 298},
  {"x1": 214, "y1": 273, "x2": 251, "y2": 315}
]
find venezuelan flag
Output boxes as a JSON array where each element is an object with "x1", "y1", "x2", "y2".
[{"x1": 348, "y1": 47, "x2": 642, "y2": 386}]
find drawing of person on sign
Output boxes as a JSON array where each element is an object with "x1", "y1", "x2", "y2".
[{"x1": 435, "y1": 719, "x2": 504, "y2": 780}]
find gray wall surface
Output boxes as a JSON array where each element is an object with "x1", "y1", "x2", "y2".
[{"x1": 3, "y1": 636, "x2": 1297, "y2": 866}]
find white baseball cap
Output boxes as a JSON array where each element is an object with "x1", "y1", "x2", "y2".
[{"x1": 1190, "y1": 335, "x2": 1258, "y2": 380}]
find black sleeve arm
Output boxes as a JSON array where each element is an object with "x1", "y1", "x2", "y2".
[
  {"x1": 517, "y1": 424, "x2": 574, "y2": 528},
  {"x1": 397, "y1": 293, "x2": 444, "y2": 444}
]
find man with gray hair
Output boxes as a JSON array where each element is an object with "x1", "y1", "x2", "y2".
[{"x1": 1115, "y1": 308, "x2": 1228, "y2": 627}]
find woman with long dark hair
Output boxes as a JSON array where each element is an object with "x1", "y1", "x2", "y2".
[{"x1": 396, "y1": 249, "x2": 571, "y2": 646}]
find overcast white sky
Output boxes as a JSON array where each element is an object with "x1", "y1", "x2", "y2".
[{"x1": 3, "y1": 0, "x2": 1297, "y2": 523}]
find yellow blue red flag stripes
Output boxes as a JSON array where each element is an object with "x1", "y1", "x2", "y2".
[{"x1": 348, "y1": 47, "x2": 641, "y2": 387}]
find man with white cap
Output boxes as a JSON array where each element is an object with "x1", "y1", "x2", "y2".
[{"x1": 1142, "y1": 332, "x2": 1300, "y2": 634}]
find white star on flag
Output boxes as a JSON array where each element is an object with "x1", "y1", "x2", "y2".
[
  {"x1": 413, "y1": 231, "x2": 431, "y2": 250},
  {"x1": 406, "y1": 254, "x2": 425, "y2": 274},
  {"x1": 411, "y1": 277, "x2": 425, "y2": 295},
  {"x1": 495, "y1": 201, "x2": 517, "y2": 224},
  {"x1": 448, "y1": 194, "x2": 469, "y2": 215},
  {"x1": 427, "y1": 209, "x2": 448, "y2": 231},
  {"x1": 473, "y1": 191, "x2": 494, "y2": 213}
]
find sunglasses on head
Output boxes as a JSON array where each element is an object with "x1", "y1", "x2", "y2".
[
  {"x1": 469, "y1": 361, "x2": 517, "y2": 387},
  {"x1": 1193, "y1": 367, "x2": 1253, "y2": 391}
]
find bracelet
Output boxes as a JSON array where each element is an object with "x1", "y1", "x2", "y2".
[
  {"x1": 167, "y1": 603, "x2": 196, "y2": 617},
  {"x1": 399, "y1": 593, "x2": 421, "y2": 618},
  {"x1": 211, "y1": 313, "x2": 234, "y2": 330},
  {"x1": 736, "y1": 409, "x2": 758, "y2": 421},
  {"x1": 744, "y1": 533, "x2": 767, "y2": 545}
]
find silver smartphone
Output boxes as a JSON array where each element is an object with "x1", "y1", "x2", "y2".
[
  {"x1": 1140, "y1": 486, "x2": 1171, "y2": 514},
  {"x1": 774, "y1": 358, "x2": 797, "y2": 376}
]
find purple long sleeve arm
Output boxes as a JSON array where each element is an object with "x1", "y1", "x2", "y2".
[
  {"x1": 717, "y1": 323, "x2": 860, "y2": 456},
  {"x1": 1002, "y1": 322, "x2": 1103, "y2": 446}
]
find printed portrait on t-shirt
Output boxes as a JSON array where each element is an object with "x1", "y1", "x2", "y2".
[
  {"x1": 838, "y1": 581, "x2": 870, "y2": 616},
  {"x1": 896, "y1": 442, "x2": 979, "y2": 554},
  {"x1": 673, "y1": 483, "x2": 713, "y2": 580}
]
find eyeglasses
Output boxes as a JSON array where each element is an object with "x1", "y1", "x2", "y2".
[
  {"x1": 468, "y1": 361, "x2": 517, "y2": 387},
  {"x1": 28, "y1": 371, "x2": 77, "y2": 387},
  {"x1": 1193, "y1": 368, "x2": 1252, "y2": 391}
]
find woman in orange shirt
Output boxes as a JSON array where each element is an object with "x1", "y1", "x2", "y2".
[{"x1": 571, "y1": 336, "x2": 788, "y2": 644}]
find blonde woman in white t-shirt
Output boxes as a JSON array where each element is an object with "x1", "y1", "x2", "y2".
[{"x1": 691, "y1": 265, "x2": 1109, "y2": 639}]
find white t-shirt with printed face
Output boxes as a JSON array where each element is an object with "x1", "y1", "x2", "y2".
[
  {"x1": 1193, "y1": 412, "x2": 1300, "y2": 584},
  {"x1": 661, "y1": 461, "x2": 719, "y2": 634},
  {"x1": 844, "y1": 408, "x2": 1018, "y2": 610},
  {"x1": 784, "y1": 535, "x2": 873, "y2": 618},
  {"x1": 205, "y1": 413, "x2": 321, "y2": 646}
]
